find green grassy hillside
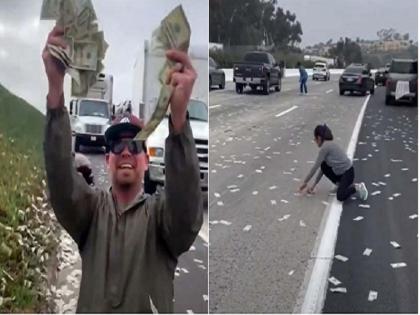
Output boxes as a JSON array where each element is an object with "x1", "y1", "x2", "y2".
[{"x1": 0, "y1": 84, "x2": 57, "y2": 312}]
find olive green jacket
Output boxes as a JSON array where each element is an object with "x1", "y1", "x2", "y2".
[{"x1": 44, "y1": 104, "x2": 202, "y2": 313}]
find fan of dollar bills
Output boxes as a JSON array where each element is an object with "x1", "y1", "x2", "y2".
[
  {"x1": 40, "y1": 0, "x2": 108, "y2": 97},
  {"x1": 134, "y1": 5, "x2": 191, "y2": 141}
]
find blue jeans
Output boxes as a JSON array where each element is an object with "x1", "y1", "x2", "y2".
[{"x1": 300, "y1": 78, "x2": 308, "y2": 93}]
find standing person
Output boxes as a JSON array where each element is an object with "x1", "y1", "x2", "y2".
[
  {"x1": 42, "y1": 26, "x2": 202, "y2": 313},
  {"x1": 297, "y1": 62, "x2": 308, "y2": 94},
  {"x1": 298, "y1": 124, "x2": 368, "y2": 201}
]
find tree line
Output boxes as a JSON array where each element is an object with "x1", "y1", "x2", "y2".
[{"x1": 210, "y1": 0, "x2": 303, "y2": 50}]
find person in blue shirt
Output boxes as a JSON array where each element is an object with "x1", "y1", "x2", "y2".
[{"x1": 297, "y1": 62, "x2": 308, "y2": 94}]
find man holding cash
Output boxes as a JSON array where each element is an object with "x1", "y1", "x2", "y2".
[{"x1": 43, "y1": 26, "x2": 202, "y2": 313}]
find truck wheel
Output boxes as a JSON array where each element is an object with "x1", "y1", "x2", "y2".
[
  {"x1": 75, "y1": 137, "x2": 81, "y2": 152},
  {"x1": 339, "y1": 89, "x2": 344, "y2": 96},
  {"x1": 144, "y1": 170, "x2": 157, "y2": 194},
  {"x1": 235, "y1": 83, "x2": 243, "y2": 94},
  {"x1": 262, "y1": 80, "x2": 269, "y2": 95},
  {"x1": 275, "y1": 84, "x2": 280, "y2": 92}
]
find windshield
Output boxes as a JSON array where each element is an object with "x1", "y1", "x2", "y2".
[
  {"x1": 79, "y1": 100, "x2": 109, "y2": 118},
  {"x1": 344, "y1": 67, "x2": 363, "y2": 74},
  {"x1": 314, "y1": 63, "x2": 326, "y2": 69},
  {"x1": 244, "y1": 53, "x2": 269, "y2": 63},
  {"x1": 188, "y1": 100, "x2": 208, "y2": 121},
  {"x1": 390, "y1": 61, "x2": 418, "y2": 74},
  {"x1": 164, "y1": 99, "x2": 208, "y2": 121}
]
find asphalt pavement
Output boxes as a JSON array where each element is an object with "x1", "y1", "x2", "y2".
[
  {"x1": 323, "y1": 87, "x2": 418, "y2": 313},
  {"x1": 209, "y1": 75, "x2": 370, "y2": 313}
]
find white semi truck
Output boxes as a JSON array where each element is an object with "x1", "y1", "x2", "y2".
[
  {"x1": 132, "y1": 41, "x2": 209, "y2": 197},
  {"x1": 69, "y1": 73, "x2": 114, "y2": 152}
]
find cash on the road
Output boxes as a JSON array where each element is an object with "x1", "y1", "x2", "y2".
[
  {"x1": 40, "y1": 0, "x2": 108, "y2": 97},
  {"x1": 135, "y1": 5, "x2": 191, "y2": 141}
]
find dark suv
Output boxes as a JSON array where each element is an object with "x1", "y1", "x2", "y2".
[
  {"x1": 339, "y1": 64, "x2": 375, "y2": 96},
  {"x1": 385, "y1": 59, "x2": 418, "y2": 106}
]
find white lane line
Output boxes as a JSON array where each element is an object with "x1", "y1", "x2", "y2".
[
  {"x1": 210, "y1": 104, "x2": 222, "y2": 109},
  {"x1": 325, "y1": 89, "x2": 333, "y2": 94},
  {"x1": 299, "y1": 95, "x2": 370, "y2": 313},
  {"x1": 275, "y1": 105, "x2": 298, "y2": 118}
]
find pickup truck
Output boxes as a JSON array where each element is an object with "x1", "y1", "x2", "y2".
[{"x1": 233, "y1": 51, "x2": 283, "y2": 95}]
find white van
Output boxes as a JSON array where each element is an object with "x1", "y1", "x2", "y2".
[{"x1": 313, "y1": 62, "x2": 330, "y2": 81}]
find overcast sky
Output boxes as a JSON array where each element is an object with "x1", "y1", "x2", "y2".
[
  {"x1": 0, "y1": 0, "x2": 208, "y2": 114},
  {"x1": 277, "y1": 0, "x2": 418, "y2": 46}
]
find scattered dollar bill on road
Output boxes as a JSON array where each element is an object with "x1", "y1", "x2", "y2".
[
  {"x1": 334, "y1": 255, "x2": 349, "y2": 262},
  {"x1": 353, "y1": 216, "x2": 364, "y2": 221},
  {"x1": 363, "y1": 248, "x2": 372, "y2": 256},
  {"x1": 330, "y1": 287, "x2": 347, "y2": 293},
  {"x1": 328, "y1": 276, "x2": 342, "y2": 286},
  {"x1": 390, "y1": 241, "x2": 401, "y2": 249},
  {"x1": 278, "y1": 214, "x2": 291, "y2": 222},
  {"x1": 243, "y1": 225, "x2": 252, "y2": 232},
  {"x1": 390, "y1": 262, "x2": 407, "y2": 269},
  {"x1": 368, "y1": 290, "x2": 378, "y2": 302}
]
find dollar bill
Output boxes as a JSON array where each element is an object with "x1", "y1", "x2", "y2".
[
  {"x1": 135, "y1": 5, "x2": 191, "y2": 141},
  {"x1": 334, "y1": 254, "x2": 349, "y2": 262},
  {"x1": 328, "y1": 276, "x2": 341, "y2": 286},
  {"x1": 40, "y1": 0, "x2": 107, "y2": 98},
  {"x1": 368, "y1": 290, "x2": 378, "y2": 302},
  {"x1": 40, "y1": 0, "x2": 61, "y2": 20},
  {"x1": 330, "y1": 287, "x2": 347, "y2": 294},
  {"x1": 72, "y1": 41, "x2": 98, "y2": 71},
  {"x1": 390, "y1": 262, "x2": 407, "y2": 268},
  {"x1": 71, "y1": 70, "x2": 97, "y2": 97}
]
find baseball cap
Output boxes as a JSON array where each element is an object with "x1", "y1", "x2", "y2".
[{"x1": 105, "y1": 113, "x2": 144, "y2": 144}]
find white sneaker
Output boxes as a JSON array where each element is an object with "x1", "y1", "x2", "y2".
[{"x1": 329, "y1": 185, "x2": 338, "y2": 195}]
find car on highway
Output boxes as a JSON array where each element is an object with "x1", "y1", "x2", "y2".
[
  {"x1": 312, "y1": 62, "x2": 330, "y2": 81},
  {"x1": 209, "y1": 57, "x2": 225, "y2": 90},
  {"x1": 374, "y1": 67, "x2": 388, "y2": 86},
  {"x1": 385, "y1": 58, "x2": 418, "y2": 106},
  {"x1": 233, "y1": 51, "x2": 283, "y2": 95},
  {"x1": 339, "y1": 63, "x2": 375, "y2": 96}
]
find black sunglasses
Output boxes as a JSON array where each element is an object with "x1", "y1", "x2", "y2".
[{"x1": 109, "y1": 139, "x2": 144, "y2": 155}]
